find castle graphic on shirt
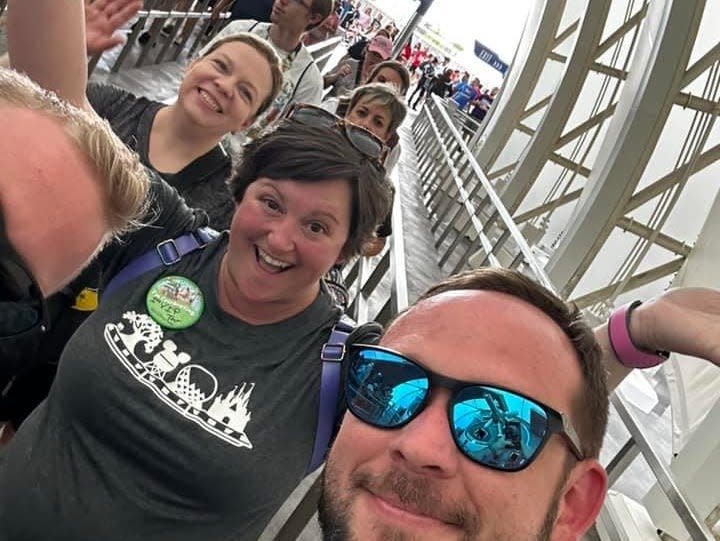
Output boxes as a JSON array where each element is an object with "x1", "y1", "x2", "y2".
[{"x1": 104, "y1": 311, "x2": 254, "y2": 448}]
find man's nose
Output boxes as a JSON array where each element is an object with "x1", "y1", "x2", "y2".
[{"x1": 387, "y1": 391, "x2": 460, "y2": 478}]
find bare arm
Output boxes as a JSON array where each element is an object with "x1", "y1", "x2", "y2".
[
  {"x1": 7, "y1": 0, "x2": 90, "y2": 109},
  {"x1": 597, "y1": 287, "x2": 720, "y2": 390},
  {"x1": 2, "y1": 0, "x2": 140, "y2": 71}
]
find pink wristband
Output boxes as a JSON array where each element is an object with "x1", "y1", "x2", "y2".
[{"x1": 608, "y1": 301, "x2": 670, "y2": 369}]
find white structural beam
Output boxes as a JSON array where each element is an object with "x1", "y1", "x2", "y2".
[
  {"x1": 499, "y1": 0, "x2": 612, "y2": 213},
  {"x1": 474, "y1": 0, "x2": 566, "y2": 171},
  {"x1": 544, "y1": 0, "x2": 707, "y2": 296}
]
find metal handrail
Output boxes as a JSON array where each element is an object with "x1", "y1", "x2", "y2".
[
  {"x1": 87, "y1": 2, "x2": 231, "y2": 74},
  {"x1": 609, "y1": 393, "x2": 714, "y2": 540},
  {"x1": 413, "y1": 94, "x2": 555, "y2": 289},
  {"x1": 412, "y1": 92, "x2": 714, "y2": 540}
]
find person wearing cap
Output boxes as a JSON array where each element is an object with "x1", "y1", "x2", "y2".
[{"x1": 324, "y1": 32, "x2": 394, "y2": 97}]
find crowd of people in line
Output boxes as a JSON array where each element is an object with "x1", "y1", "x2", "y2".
[
  {"x1": 400, "y1": 41, "x2": 500, "y2": 129},
  {"x1": 1, "y1": 1, "x2": 719, "y2": 540}
]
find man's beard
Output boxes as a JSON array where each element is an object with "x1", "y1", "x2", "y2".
[
  {"x1": 318, "y1": 462, "x2": 568, "y2": 541},
  {"x1": 318, "y1": 463, "x2": 477, "y2": 541}
]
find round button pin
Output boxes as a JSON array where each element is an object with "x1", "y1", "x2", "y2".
[{"x1": 146, "y1": 276, "x2": 204, "y2": 329}]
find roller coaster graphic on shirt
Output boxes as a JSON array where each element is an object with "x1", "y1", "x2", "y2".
[{"x1": 104, "y1": 311, "x2": 254, "y2": 448}]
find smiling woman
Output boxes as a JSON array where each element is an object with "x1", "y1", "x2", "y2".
[
  {"x1": 0, "y1": 113, "x2": 392, "y2": 540},
  {"x1": 86, "y1": 33, "x2": 283, "y2": 230}
]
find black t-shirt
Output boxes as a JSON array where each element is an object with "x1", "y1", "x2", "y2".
[
  {"x1": 0, "y1": 175, "x2": 209, "y2": 426},
  {"x1": 0, "y1": 183, "x2": 340, "y2": 539},
  {"x1": 230, "y1": 0, "x2": 273, "y2": 21},
  {"x1": 87, "y1": 83, "x2": 235, "y2": 231}
]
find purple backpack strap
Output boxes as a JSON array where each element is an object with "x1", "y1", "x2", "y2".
[
  {"x1": 103, "y1": 227, "x2": 219, "y2": 298},
  {"x1": 306, "y1": 314, "x2": 355, "y2": 474}
]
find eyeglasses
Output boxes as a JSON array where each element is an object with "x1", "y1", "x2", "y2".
[
  {"x1": 345, "y1": 344, "x2": 585, "y2": 472},
  {"x1": 0, "y1": 210, "x2": 49, "y2": 340},
  {"x1": 285, "y1": 104, "x2": 388, "y2": 167}
]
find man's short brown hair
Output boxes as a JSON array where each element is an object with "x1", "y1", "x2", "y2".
[
  {"x1": 0, "y1": 68, "x2": 149, "y2": 238},
  {"x1": 419, "y1": 267, "x2": 609, "y2": 459}
]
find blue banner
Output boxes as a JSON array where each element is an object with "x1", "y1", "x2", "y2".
[{"x1": 474, "y1": 41, "x2": 509, "y2": 75}]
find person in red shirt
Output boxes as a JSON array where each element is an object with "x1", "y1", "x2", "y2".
[
  {"x1": 400, "y1": 40, "x2": 413, "y2": 63},
  {"x1": 409, "y1": 43, "x2": 427, "y2": 72}
]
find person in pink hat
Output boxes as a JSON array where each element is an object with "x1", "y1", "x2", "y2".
[{"x1": 324, "y1": 32, "x2": 394, "y2": 97}]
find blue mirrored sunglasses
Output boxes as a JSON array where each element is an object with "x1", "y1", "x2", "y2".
[{"x1": 345, "y1": 344, "x2": 584, "y2": 472}]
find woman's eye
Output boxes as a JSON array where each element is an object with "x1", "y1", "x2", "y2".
[
  {"x1": 238, "y1": 86, "x2": 252, "y2": 101},
  {"x1": 262, "y1": 197, "x2": 281, "y2": 212},
  {"x1": 213, "y1": 59, "x2": 227, "y2": 71},
  {"x1": 308, "y1": 222, "x2": 328, "y2": 235}
]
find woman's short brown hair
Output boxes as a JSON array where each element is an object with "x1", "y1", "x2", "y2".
[
  {"x1": 348, "y1": 83, "x2": 407, "y2": 137},
  {"x1": 366, "y1": 60, "x2": 411, "y2": 95},
  {"x1": 229, "y1": 119, "x2": 392, "y2": 259}
]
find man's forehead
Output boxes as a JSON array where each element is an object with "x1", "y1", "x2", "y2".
[
  {"x1": 2, "y1": 105, "x2": 71, "y2": 150},
  {"x1": 379, "y1": 289, "x2": 583, "y2": 407},
  {"x1": 384, "y1": 289, "x2": 563, "y2": 340}
]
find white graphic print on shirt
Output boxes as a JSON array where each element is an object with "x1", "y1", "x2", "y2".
[{"x1": 104, "y1": 311, "x2": 254, "y2": 448}]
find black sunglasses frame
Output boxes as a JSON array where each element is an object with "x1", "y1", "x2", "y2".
[
  {"x1": 285, "y1": 103, "x2": 389, "y2": 167},
  {"x1": 345, "y1": 344, "x2": 585, "y2": 472},
  {"x1": 0, "y1": 211, "x2": 50, "y2": 341}
]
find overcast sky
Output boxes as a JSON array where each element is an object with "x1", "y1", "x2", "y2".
[{"x1": 372, "y1": 0, "x2": 533, "y2": 85}]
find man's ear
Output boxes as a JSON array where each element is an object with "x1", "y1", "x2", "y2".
[{"x1": 551, "y1": 459, "x2": 607, "y2": 540}]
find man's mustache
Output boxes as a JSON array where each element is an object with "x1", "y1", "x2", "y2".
[{"x1": 351, "y1": 469, "x2": 476, "y2": 532}]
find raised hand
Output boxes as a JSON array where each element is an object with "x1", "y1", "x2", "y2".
[{"x1": 85, "y1": 0, "x2": 143, "y2": 56}]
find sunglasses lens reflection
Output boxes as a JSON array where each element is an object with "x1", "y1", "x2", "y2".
[
  {"x1": 292, "y1": 107, "x2": 334, "y2": 128},
  {"x1": 346, "y1": 347, "x2": 554, "y2": 472},
  {"x1": 346, "y1": 348, "x2": 429, "y2": 428},
  {"x1": 451, "y1": 386, "x2": 549, "y2": 471},
  {"x1": 289, "y1": 106, "x2": 384, "y2": 164}
]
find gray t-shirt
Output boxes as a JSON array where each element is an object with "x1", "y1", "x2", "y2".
[
  {"x1": 87, "y1": 83, "x2": 235, "y2": 230},
  {"x1": 0, "y1": 178, "x2": 341, "y2": 540}
]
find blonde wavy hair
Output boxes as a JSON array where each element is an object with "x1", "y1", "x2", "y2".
[{"x1": 0, "y1": 68, "x2": 149, "y2": 238}]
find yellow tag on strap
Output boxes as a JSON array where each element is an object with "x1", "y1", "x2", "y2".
[{"x1": 72, "y1": 288, "x2": 99, "y2": 312}]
